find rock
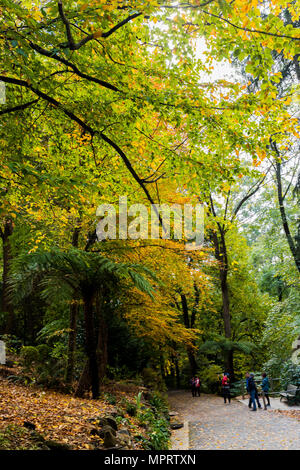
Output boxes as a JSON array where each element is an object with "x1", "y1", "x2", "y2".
[
  {"x1": 170, "y1": 422, "x2": 184, "y2": 430},
  {"x1": 87, "y1": 416, "x2": 106, "y2": 426},
  {"x1": 91, "y1": 424, "x2": 116, "y2": 439},
  {"x1": 117, "y1": 433, "x2": 132, "y2": 448},
  {"x1": 104, "y1": 415, "x2": 118, "y2": 431},
  {"x1": 28, "y1": 430, "x2": 71, "y2": 451},
  {"x1": 103, "y1": 428, "x2": 118, "y2": 448},
  {"x1": 118, "y1": 428, "x2": 130, "y2": 436},
  {"x1": 103, "y1": 424, "x2": 116, "y2": 436},
  {"x1": 44, "y1": 440, "x2": 73, "y2": 451},
  {"x1": 169, "y1": 411, "x2": 178, "y2": 417},
  {"x1": 23, "y1": 421, "x2": 36, "y2": 430},
  {"x1": 89, "y1": 415, "x2": 118, "y2": 431}
]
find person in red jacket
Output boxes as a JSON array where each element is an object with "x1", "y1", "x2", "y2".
[
  {"x1": 222, "y1": 373, "x2": 231, "y2": 404},
  {"x1": 194, "y1": 376, "x2": 201, "y2": 397}
]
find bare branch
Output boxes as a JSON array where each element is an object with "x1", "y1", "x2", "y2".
[
  {"x1": 101, "y1": 12, "x2": 143, "y2": 38},
  {"x1": 58, "y1": 1, "x2": 76, "y2": 49},
  {"x1": 231, "y1": 173, "x2": 268, "y2": 220},
  {"x1": 202, "y1": 9, "x2": 300, "y2": 41},
  {"x1": 0, "y1": 99, "x2": 39, "y2": 116},
  {"x1": 28, "y1": 41, "x2": 122, "y2": 93}
]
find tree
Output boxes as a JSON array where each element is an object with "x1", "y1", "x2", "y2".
[{"x1": 11, "y1": 247, "x2": 157, "y2": 398}]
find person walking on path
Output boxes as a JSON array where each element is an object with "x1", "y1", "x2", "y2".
[
  {"x1": 245, "y1": 372, "x2": 262, "y2": 409},
  {"x1": 261, "y1": 372, "x2": 271, "y2": 406},
  {"x1": 221, "y1": 373, "x2": 231, "y2": 404},
  {"x1": 194, "y1": 376, "x2": 201, "y2": 397},
  {"x1": 245, "y1": 372, "x2": 251, "y2": 408},
  {"x1": 248, "y1": 373, "x2": 260, "y2": 411},
  {"x1": 190, "y1": 376, "x2": 196, "y2": 397}
]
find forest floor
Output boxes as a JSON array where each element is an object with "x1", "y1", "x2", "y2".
[
  {"x1": 0, "y1": 373, "x2": 148, "y2": 450},
  {"x1": 168, "y1": 391, "x2": 300, "y2": 450}
]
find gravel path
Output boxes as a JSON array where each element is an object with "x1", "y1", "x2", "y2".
[{"x1": 168, "y1": 391, "x2": 300, "y2": 450}]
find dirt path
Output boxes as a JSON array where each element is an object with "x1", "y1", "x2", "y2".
[{"x1": 168, "y1": 391, "x2": 300, "y2": 450}]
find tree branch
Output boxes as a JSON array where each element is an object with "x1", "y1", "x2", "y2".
[
  {"x1": 232, "y1": 173, "x2": 268, "y2": 220},
  {"x1": 0, "y1": 75, "x2": 165, "y2": 230},
  {"x1": 202, "y1": 9, "x2": 300, "y2": 41},
  {"x1": 0, "y1": 99, "x2": 39, "y2": 116},
  {"x1": 58, "y1": 2, "x2": 143, "y2": 49},
  {"x1": 101, "y1": 12, "x2": 143, "y2": 38},
  {"x1": 28, "y1": 41, "x2": 122, "y2": 93},
  {"x1": 58, "y1": 1, "x2": 76, "y2": 49}
]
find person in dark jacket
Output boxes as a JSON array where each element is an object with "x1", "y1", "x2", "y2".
[
  {"x1": 190, "y1": 377, "x2": 196, "y2": 397},
  {"x1": 245, "y1": 372, "x2": 262, "y2": 409},
  {"x1": 245, "y1": 372, "x2": 251, "y2": 407},
  {"x1": 248, "y1": 373, "x2": 260, "y2": 411},
  {"x1": 261, "y1": 372, "x2": 271, "y2": 406}
]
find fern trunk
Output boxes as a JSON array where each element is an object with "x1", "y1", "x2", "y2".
[
  {"x1": 83, "y1": 292, "x2": 99, "y2": 399},
  {"x1": 1, "y1": 218, "x2": 15, "y2": 334},
  {"x1": 65, "y1": 300, "x2": 78, "y2": 387}
]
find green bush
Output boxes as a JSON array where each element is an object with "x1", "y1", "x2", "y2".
[
  {"x1": 20, "y1": 346, "x2": 39, "y2": 369},
  {"x1": 141, "y1": 367, "x2": 167, "y2": 392},
  {"x1": 148, "y1": 391, "x2": 169, "y2": 419},
  {"x1": 104, "y1": 392, "x2": 117, "y2": 405},
  {"x1": 199, "y1": 364, "x2": 223, "y2": 394},
  {"x1": 126, "y1": 402, "x2": 137, "y2": 416},
  {"x1": 280, "y1": 361, "x2": 300, "y2": 389},
  {"x1": 19, "y1": 344, "x2": 65, "y2": 388},
  {"x1": 36, "y1": 344, "x2": 51, "y2": 361},
  {"x1": 136, "y1": 390, "x2": 170, "y2": 450},
  {"x1": 137, "y1": 407, "x2": 170, "y2": 450}
]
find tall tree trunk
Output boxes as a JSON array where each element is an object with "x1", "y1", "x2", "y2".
[
  {"x1": 74, "y1": 285, "x2": 106, "y2": 399},
  {"x1": 0, "y1": 218, "x2": 14, "y2": 335},
  {"x1": 95, "y1": 293, "x2": 108, "y2": 382},
  {"x1": 83, "y1": 292, "x2": 99, "y2": 399},
  {"x1": 219, "y1": 242, "x2": 234, "y2": 380},
  {"x1": 274, "y1": 158, "x2": 300, "y2": 273},
  {"x1": 209, "y1": 211, "x2": 234, "y2": 380},
  {"x1": 227, "y1": 350, "x2": 235, "y2": 383},
  {"x1": 220, "y1": 270, "x2": 231, "y2": 339},
  {"x1": 74, "y1": 360, "x2": 89, "y2": 398},
  {"x1": 180, "y1": 293, "x2": 198, "y2": 375}
]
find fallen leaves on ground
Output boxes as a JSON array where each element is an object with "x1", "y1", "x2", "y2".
[
  {"x1": 0, "y1": 376, "x2": 146, "y2": 450},
  {"x1": 270, "y1": 409, "x2": 300, "y2": 421}
]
